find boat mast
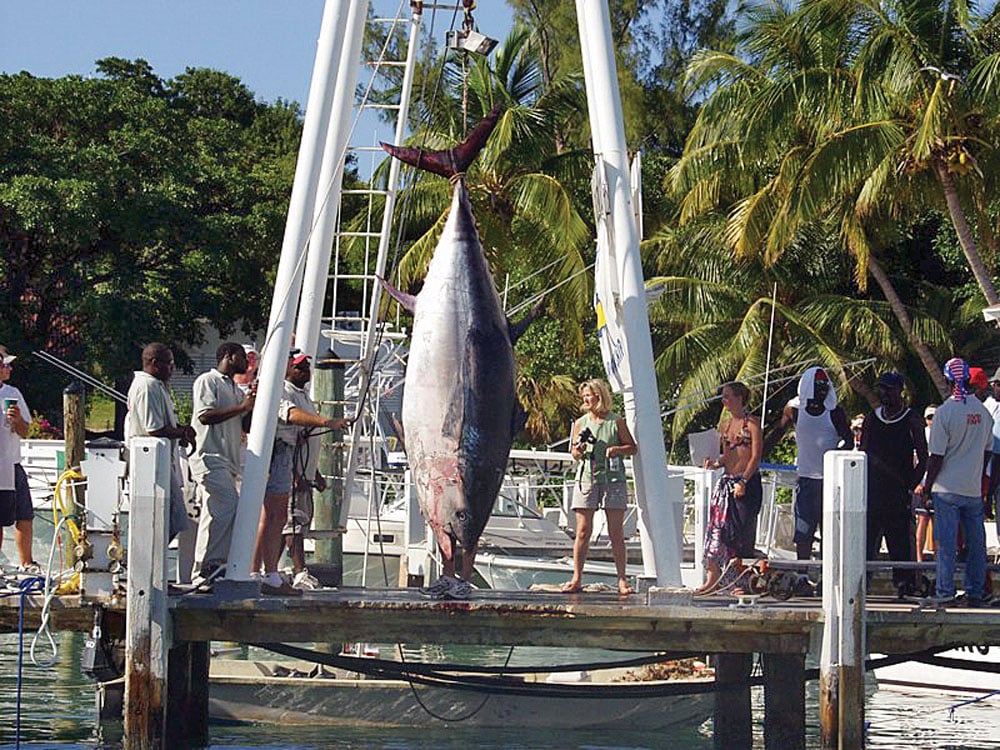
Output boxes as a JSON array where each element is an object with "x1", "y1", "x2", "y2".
[
  {"x1": 575, "y1": 0, "x2": 682, "y2": 586},
  {"x1": 227, "y1": 0, "x2": 352, "y2": 582}
]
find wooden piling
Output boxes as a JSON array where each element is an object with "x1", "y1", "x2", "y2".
[
  {"x1": 166, "y1": 641, "x2": 209, "y2": 747},
  {"x1": 313, "y1": 356, "x2": 344, "y2": 585},
  {"x1": 63, "y1": 380, "x2": 86, "y2": 527},
  {"x1": 763, "y1": 652, "x2": 805, "y2": 750},
  {"x1": 713, "y1": 652, "x2": 753, "y2": 749}
]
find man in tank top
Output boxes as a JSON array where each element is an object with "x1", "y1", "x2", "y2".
[
  {"x1": 860, "y1": 371, "x2": 927, "y2": 594},
  {"x1": 781, "y1": 367, "x2": 853, "y2": 561}
]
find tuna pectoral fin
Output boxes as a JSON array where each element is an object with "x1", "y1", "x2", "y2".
[
  {"x1": 376, "y1": 276, "x2": 417, "y2": 314},
  {"x1": 381, "y1": 106, "x2": 503, "y2": 179},
  {"x1": 507, "y1": 299, "x2": 545, "y2": 345}
]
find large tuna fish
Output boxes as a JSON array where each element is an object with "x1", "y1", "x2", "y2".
[{"x1": 380, "y1": 108, "x2": 530, "y2": 567}]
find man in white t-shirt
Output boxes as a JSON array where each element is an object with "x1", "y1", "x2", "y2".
[
  {"x1": 0, "y1": 345, "x2": 39, "y2": 575},
  {"x1": 916, "y1": 358, "x2": 993, "y2": 605}
]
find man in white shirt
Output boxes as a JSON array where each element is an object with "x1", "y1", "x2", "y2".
[
  {"x1": 189, "y1": 343, "x2": 255, "y2": 581},
  {"x1": 0, "y1": 345, "x2": 38, "y2": 575},
  {"x1": 125, "y1": 343, "x2": 196, "y2": 542}
]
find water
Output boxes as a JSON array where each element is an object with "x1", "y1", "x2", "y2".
[{"x1": 6, "y1": 530, "x2": 1000, "y2": 748}]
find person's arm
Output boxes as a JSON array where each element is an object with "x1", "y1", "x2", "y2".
[
  {"x1": 608, "y1": 418, "x2": 637, "y2": 458},
  {"x1": 287, "y1": 407, "x2": 349, "y2": 431},
  {"x1": 149, "y1": 424, "x2": 196, "y2": 446},
  {"x1": 831, "y1": 406, "x2": 853, "y2": 446},
  {"x1": 4, "y1": 400, "x2": 29, "y2": 438},
  {"x1": 569, "y1": 419, "x2": 584, "y2": 461},
  {"x1": 909, "y1": 411, "x2": 928, "y2": 489},
  {"x1": 916, "y1": 454, "x2": 943, "y2": 497}
]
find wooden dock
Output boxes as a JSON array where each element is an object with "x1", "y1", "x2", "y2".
[{"x1": 6, "y1": 587, "x2": 999, "y2": 655}]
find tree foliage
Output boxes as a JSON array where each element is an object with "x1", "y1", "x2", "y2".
[{"x1": 0, "y1": 58, "x2": 303, "y2": 422}]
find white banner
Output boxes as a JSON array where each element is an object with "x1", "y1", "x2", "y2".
[{"x1": 592, "y1": 160, "x2": 631, "y2": 393}]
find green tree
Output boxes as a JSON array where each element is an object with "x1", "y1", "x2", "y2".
[{"x1": 0, "y1": 60, "x2": 304, "y2": 425}]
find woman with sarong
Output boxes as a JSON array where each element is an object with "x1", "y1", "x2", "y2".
[{"x1": 695, "y1": 382, "x2": 763, "y2": 594}]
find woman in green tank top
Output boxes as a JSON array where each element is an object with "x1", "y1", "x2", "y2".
[{"x1": 562, "y1": 379, "x2": 637, "y2": 595}]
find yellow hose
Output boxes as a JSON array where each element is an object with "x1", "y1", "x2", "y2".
[{"x1": 52, "y1": 468, "x2": 85, "y2": 594}]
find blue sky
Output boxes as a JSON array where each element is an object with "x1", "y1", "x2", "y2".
[{"x1": 0, "y1": 1, "x2": 515, "y2": 106}]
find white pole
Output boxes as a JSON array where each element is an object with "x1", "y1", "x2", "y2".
[
  {"x1": 295, "y1": 0, "x2": 370, "y2": 364},
  {"x1": 227, "y1": 0, "x2": 350, "y2": 582},
  {"x1": 575, "y1": 0, "x2": 682, "y2": 586},
  {"x1": 760, "y1": 283, "x2": 778, "y2": 419},
  {"x1": 820, "y1": 450, "x2": 867, "y2": 748}
]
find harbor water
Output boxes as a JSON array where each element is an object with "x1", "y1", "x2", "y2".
[{"x1": 4, "y1": 528, "x2": 1000, "y2": 749}]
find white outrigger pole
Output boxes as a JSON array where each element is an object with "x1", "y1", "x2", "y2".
[
  {"x1": 576, "y1": 0, "x2": 682, "y2": 586},
  {"x1": 226, "y1": 0, "x2": 353, "y2": 583}
]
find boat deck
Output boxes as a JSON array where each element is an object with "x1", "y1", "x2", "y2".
[{"x1": 4, "y1": 586, "x2": 999, "y2": 655}]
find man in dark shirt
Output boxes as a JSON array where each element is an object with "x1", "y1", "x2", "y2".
[{"x1": 860, "y1": 371, "x2": 928, "y2": 595}]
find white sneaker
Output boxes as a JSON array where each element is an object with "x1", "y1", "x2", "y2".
[
  {"x1": 17, "y1": 561, "x2": 44, "y2": 578},
  {"x1": 261, "y1": 571, "x2": 284, "y2": 589},
  {"x1": 292, "y1": 569, "x2": 320, "y2": 590},
  {"x1": 420, "y1": 575, "x2": 457, "y2": 599}
]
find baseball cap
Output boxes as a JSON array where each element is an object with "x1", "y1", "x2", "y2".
[
  {"x1": 969, "y1": 367, "x2": 988, "y2": 390},
  {"x1": 924, "y1": 405, "x2": 936, "y2": 418},
  {"x1": 877, "y1": 371, "x2": 904, "y2": 389},
  {"x1": 991, "y1": 366, "x2": 1000, "y2": 384},
  {"x1": 242, "y1": 343, "x2": 257, "y2": 355},
  {"x1": 290, "y1": 353, "x2": 311, "y2": 367},
  {"x1": 0, "y1": 344, "x2": 14, "y2": 366}
]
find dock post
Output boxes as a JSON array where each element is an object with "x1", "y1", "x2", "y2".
[
  {"x1": 714, "y1": 652, "x2": 753, "y2": 749},
  {"x1": 763, "y1": 652, "x2": 805, "y2": 749},
  {"x1": 166, "y1": 641, "x2": 209, "y2": 747},
  {"x1": 314, "y1": 355, "x2": 345, "y2": 585},
  {"x1": 819, "y1": 451, "x2": 867, "y2": 749},
  {"x1": 124, "y1": 438, "x2": 172, "y2": 749},
  {"x1": 63, "y1": 380, "x2": 87, "y2": 526}
]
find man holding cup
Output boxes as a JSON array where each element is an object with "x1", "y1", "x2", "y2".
[{"x1": 0, "y1": 344, "x2": 39, "y2": 576}]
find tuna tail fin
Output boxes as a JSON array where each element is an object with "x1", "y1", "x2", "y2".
[
  {"x1": 381, "y1": 106, "x2": 503, "y2": 179},
  {"x1": 376, "y1": 275, "x2": 417, "y2": 314},
  {"x1": 507, "y1": 299, "x2": 545, "y2": 345}
]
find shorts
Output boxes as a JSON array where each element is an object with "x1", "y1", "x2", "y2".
[
  {"x1": 0, "y1": 464, "x2": 33, "y2": 527},
  {"x1": 282, "y1": 485, "x2": 314, "y2": 536},
  {"x1": 793, "y1": 477, "x2": 823, "y2": 545},
  {"x1": 571, "y1": 480, "x2": 628, "y2": 510},
  {"x1": 265, "y1": 441, "x2": 294, "y2": 495}
]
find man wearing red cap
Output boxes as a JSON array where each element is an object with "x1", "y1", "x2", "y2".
[{"x1": 250, "y1": 351, "x2": 349, "y2": 594}]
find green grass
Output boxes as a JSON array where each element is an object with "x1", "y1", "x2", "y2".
[{"x1": 87, "y1": 392, "x2": 117, "y2": 432}]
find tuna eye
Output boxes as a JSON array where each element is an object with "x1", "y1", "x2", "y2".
[{"x1": 456, "y1": 511, "x2": 468, "y2": 522}]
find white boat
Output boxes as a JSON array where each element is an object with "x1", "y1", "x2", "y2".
[
  {"x1": 874, "y1": 646, "x2": 1000, "y2": 696},
  {"x1": 206, "y1": 657, "x2": 715, "y2": 730}
]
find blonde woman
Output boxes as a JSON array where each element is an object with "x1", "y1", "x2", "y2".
[{"x1": 562, "y1": 379, "x2": 638, "y2": 595}]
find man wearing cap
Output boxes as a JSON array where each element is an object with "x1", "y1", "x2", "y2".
[
  {"x1": 916, "y1": 358, "x2": 993, "y2": 606},
  {"x1": 781, "y1": 366, "x2": 853, "y2": 561},
  {"x1": 250, "y1": 352, "x2": 348, "y2": 593},
  {"x1": 860, "y1": 371, "x2": 927, "y2": 595},
  {"x1": 190, "y1": 342, "x2": 256, "y2": 582},
  {"x1": 0, "y1": 345, "x2": 40, "y2": 576}
]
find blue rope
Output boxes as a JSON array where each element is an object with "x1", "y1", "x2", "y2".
[
  {"x1": 948, "y1": 688, "x2": 1000, "y2": 720},
  {"x1": 15, "y1": 576, "x2": 45, "y2": 749}
]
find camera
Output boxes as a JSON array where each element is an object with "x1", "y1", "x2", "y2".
[{"x1": 576, "y1": 427, "x2": 596, "y2": 449}]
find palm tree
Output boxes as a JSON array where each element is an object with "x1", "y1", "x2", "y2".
[
  {"x1": 645, "y1": 218, "x2": 934, "y2": 446},
  {"x1": 668, "y1": 0, "x2": 990, "y2": 395}
]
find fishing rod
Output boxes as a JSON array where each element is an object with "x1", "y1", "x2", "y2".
[{"x1": 31, "y1": 350, "x2": 126, "y2": 404}]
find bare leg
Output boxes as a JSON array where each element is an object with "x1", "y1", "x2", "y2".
[
  {"x1": 915, "y1": 515, "x2": 928, "y2": 562},
  {"x1": 459, "y1": 542, "x2": 478, "y2": 581},
  {"x1": 605, "y1": 508, "x2": 633, "y2": 594},
  {"x1": 284, "y1": 533, "x2": 306, "y2": 573},
  {"x1": 14, "y1": 519, "x2": 34, "y2": 566},
  {"x1": 562, "y1": 509, "x2": 594, "y2": 592},
  {"x1": 441, "y1": 552, "x2": 457, "y2": 578},
  {"x1": 251, "y1": 493, "x2": 290, "y2": 574},
  {"x1": 694, "y1": 560, "x2": 722, "y2": 594}
]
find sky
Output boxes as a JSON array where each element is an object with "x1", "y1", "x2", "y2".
[{"x1": 0, "y1": 1, "x2": 516, "y2": 107}]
